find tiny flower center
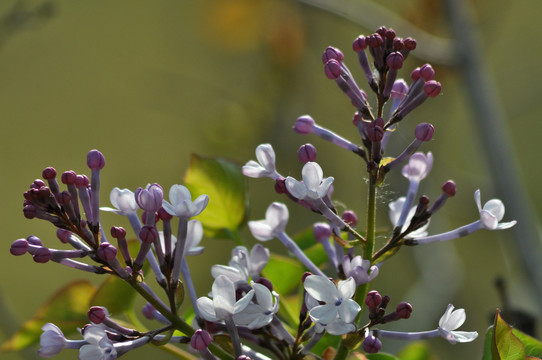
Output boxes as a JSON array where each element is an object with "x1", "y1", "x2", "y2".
[{"x1": 335, "y1": 298, "x2": 343, "y2": 306}]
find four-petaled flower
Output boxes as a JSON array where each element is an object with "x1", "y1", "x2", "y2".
[
  {"x1": 101, "y1": 188, "x2": 138, "y2": 215},
  {"x1": 438, "y1": 304, "x2": 478, "y2": 344},
  {"x1": 341, "y1": 255, "x2": 379, "y2": 286},
  {"x1": 197, "y1": 275, "x2": 254, "y2": 322},
  {"x1": 402, "y1": 152, "x2": 433, "y2": 182},
  {"x1": 233, "y1": 281, "x2": 279, "y2": 329},
  {"x1": 38, "y1": 323, "x2": 68, "y2": 358},
  {"x1": 162, "y1": 184, "x2": 209, "y2": 218},
  {"x1": 285, "y1": 162, "x2": 334, "y2": 200},
  {"x1": 242, "y1": 144, "x2": 279, "y2": 179},
  {"x1": 475, "y1": 189, "x2": 517, "y2": 230},
  {"x1": 79, "y1": 325, "x2": 117, "y2": 360},
  {"x1": 248, "y1": 202, "x2": 289, "y2": 241},
  {"x1": 304, "y1": 275, "x2": 360, "y2": 334}
]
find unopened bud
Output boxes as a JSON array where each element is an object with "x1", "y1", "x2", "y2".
[
  {"x1": 110, "y1": 226, "x2": 127, "y2": 239},
  {"x1": 415, "y1": 123, "x2": 435, "y2": 142},
  {"x1": 419, "y1": 64, "x2": 435, "y2": 81},
  {"x1": 322, "y1": 46, "x2": 344, "y2": 63},
  {"x1": 87, "y1": 149, "x2": 105, "y2": 170},
  {"x1": 404, "y1": 37, "x2": 417, "y2": 50},
  {"x1": 33, "y1": 247, "x2": 51, "y2": 263},
  {"x1": 365, "y1": 290, "x2": 382, "y2": 309},
  {"x1": 298, "y1": 144, "x2": 317, "y2": 163},
  {"x1": 10, "y1": 239, "x2": 28, "y2": 256},
  {"x1": 42, "y1": 167, "x2": 57, "y2": 180},
  {"x1": 396, "y1": 302, "x2": 413, "y2": 319},
  {"x1": 139, "y1": 226, "x2": 158, "y2": 244},
  {"x1": 61, "y1": 170, "x2": 77, "y2": 185},
  {"x1": 27, "y1": 235, "x2": 43, "y2": 246},
  {"x1": 362, "y1": 335, "x2": 382, "y2": 354},
  {"x1": 342, "y1": 210, "x2": 358, "y2": 226},
  {"x1": 424, "y1": 80, "x2": 441, "y2": 97},
  {"x1": 274, "y1": 177, "x2": 287, "y2": 194},
  {"x1": 352, "y1": 36, "x2": 367, "y2": 52},
  {"x1": 386, "y1": 52, "x2": 403, "y2": 70},
  {"x1": 294, "y1": 115, "x2": 315, "y2": 135},
  {"x1": 324, "y1": 59, "x2": 342, "y2": 80},
  {"x1": 442, "y1": 180, "x2": 456, "y2": 197},
  {"x1": 88, "y1": 306, "x2": 108, "y2": 324},
  {"x1": 191, "y1": 329, "x2": 212, "y2": 351},
  {"x1": 98, "y1": 243, "x2": 118, "y2": 261},
  {"x1": 313, "y1": 222, "x2": 332, "y2": 241}
]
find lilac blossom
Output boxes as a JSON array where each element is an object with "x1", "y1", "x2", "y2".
[
  {"x1": 242, "y1": 144, "x2": 281, "y2": 180},
  {"x1": 162, "y1": 184, "x2": 209, "y2": 219},
  {"x1": 38, "y1": 323, "x2": 85, "y2": 358},
  {"x1": 100, "y1": 188, "x2": 138, "y2": 216},
  {"x1": 233, "y1": 281, "x2": 279, "y2": 329},
  {"x1": 341, "y1": 255, "x2": 379, "y2": 286},
  {"x1": 285, "y1": 162, "x2": 334, "y2": 201}
]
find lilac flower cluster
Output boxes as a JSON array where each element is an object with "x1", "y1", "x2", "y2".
[{"x1": 10, "y1": 25, "x2": 517, "y2": 360}]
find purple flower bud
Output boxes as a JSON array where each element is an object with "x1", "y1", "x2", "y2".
[
  {"x1": 56, "y1": 229, "x2": 72, "y2": 243},
  {"x1": 385, "y1": 28, "x2": 396, "y2": 40},
  {"x1": 414, "y1": 123, "x2": 435, "y2": 142},
  {"x1": 322, "y1": 46, "x2": 344, "y2": 63},
  {"x1": 313, "y1": 222, "x2": 332, "y2": 241},
  {"x1": 139, "y1": 225, "x2": 158, "y2": 244},
  {"x1": 342, "y1": 210, "x2": 358, "y2": 226},
  {"x1": 87, "y1": 149, "x2": 105, "y2": 170},
  {"x1": 33, "y1": 247, "x2": 51, "y2": 263},
  {"x1": 255, "y1": 277, "x2": 273, "y2": 292},
  {"x1": 274, "y1": 177, "x2": 287, "y2": 194},
  {"x1": 424, "y1": 80, "x2": 441, "y2": 97},
  {"x1": 376, "y1": 26, "x2": 387, "y2": 36},
  {"x1": 191, "y1": 329, "x2": 212, "y2": 350},
  {"x1": 23, "y1": 204, "x2": 36, "y2": 219},
  {"x1": 61, "y1": 170, "x2": 77, "y2": 185},
  {"x1": 294, "y1": 115, "x2": 315, "y2": 134},
  {"x1": 442, "y1": 180, "x2": 456, "y2": 197},
  {"x1": 367, "y1": 33, "x2": 383, "y2": 48},
  {"x1": 75, "y1": 175, "x2": 89, "y2": 188},
  {"x1": 33, "y1": 179, "x2": 46, "y2": 188},
  {"x1": 110, "y1": 226, "x2": 127, "y2": 239},
  {"x1": 386, "y1": 52, "x2": 403, "y2": 70},
  {"x1": 352, "y1": 35, "x2": 367, "y2": 51},
  {"x1": 324, "y1": 59, "x2": 342, "y2": 79},
  {"x1": 391, "y1": 80, "x2": 408, "y2": 100},
  {"x1": 393, "y1": 37, "x2": 404, "y2": 51},
  {"x1": 10, "y1": 239, "x2": 28, "y2": 256},
  {"x1": 298, "y1": 143, "x2": 317, "y2": 163},
  {"x1": 142, "y1": 303, "x2": 156, "y2": 319},
  {"x1": 98, "y1": 243, "x2": 118, "y2": 261},
  {"x1": 362, "y1": 335, "x2": 382, "y2": 353},
  {"x1": 158, "y1": 207, "x2": 173, "y2": 221},
  {"x1": 135, "y1": 183, "x2": 164, "y2": 213},
  {"x1": 396, "y1": 302, "x2": 413, "y2": 319},
  {"x1": 404, "y1": 37, "x2": 417, "y2": 50},
  {"x1": 411, "y1": 67, "x2": 421, "y2": 81},
  {"x1": 419, "y1": 64, "x2": 435, "y2": 81},
  {"x1": 367, "y1": 122, "x2": 384, "y2": 142},
  {"x1": 42, "y1": 167, "x2": 56, "y2": 180},
  {"x1": 365, "y1": 290, "x2": 382, "y2": 309},
  {"x1": 27, "y1": 235, "x2": 43, "y2": 246},
  {"x1": 88, "y1": 306, "x2": 107, "y2": 324}
]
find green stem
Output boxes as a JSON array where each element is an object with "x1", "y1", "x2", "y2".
[{"x1": 130, "y1": 281, "x2": 235, "y2": 360}]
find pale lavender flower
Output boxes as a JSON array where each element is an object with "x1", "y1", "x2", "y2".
[
  {"x1": 438, "y1": 304, "x2": 479, "y2": 344},
  {"x1": 242, "y1": 144, "x2": 280, "y2": 180},
  {"x1": 233, "y1": 281, "x2": 279, "y2": 329},
  {"x1": 341, "y1": 255, "x2": 379, "y2": 286},
  {"x1": 39, "y1": 323, "x2": 85, "y2": 358},
  {"x1": 79, "y1": 325, "x2": 116, "y2": 360},
  {"x1": 162, "y1": 184, "x2": 209, "y2": 218},
  {"x1": 100, "y1": 188, "x2": 138, "y2": 215},
  {"x1": 248, "y1": 203, "x2": 289, "y2": 241},
  {"x1": 285, "y1": 162, "x2": 334, "y2": 201}
]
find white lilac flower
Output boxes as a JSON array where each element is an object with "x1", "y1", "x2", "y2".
[
  {"x1": 304, "y1": 275, "x2": 360, "y2": 332},
  {"x1": 438, "y1": 304, "x2": 479, "y2": 344},
  {"x1": 285, "y1": 162, "x2": 334, "y2": 201},
  {"x1": 100, "y1": 188, "x2": 138, "y2": 215},
  {"x1": 211, "y1": 245, "x2": 270, "y2": 284},
  {"x1": 162, "y1": 184, "x2": 209, "y2": 218},
  {"x1": 242, "y1": 144, "x2": 280, "y2": 180},
  {"x1": 159, "y1": 220, "x2": 204, "y2": 256},
  {"x1": 248, "y1": 203, "x2": 289, "y2": 241},
  {"x1": 475, "y1": 189, "x2": 516, "y2": 230},
  {"x1": 39, "y1": 323, "x2": 86, "y2": 358},
  {"x1": 401, "y1": 152, "x2": 433, "y2": 182},
  {"x1": 388, "y1": 197, "x2": 430, "y2": 238},
  {"x1": 341, "y1": 255, "x2": 379, "y2": 286},
  {"x1": 304, "y1": 292, "x2": 356, "y2": 335},
  {"x1": 79, "y1": 325, "x2": 116, "y2": 360},
  {"x1": 196, "y1": 275, "x2": 254, "y2": 322},
  {"x1": 233, "y1": 282, "x2": 279, "y2": 329},
  {"x1": 414, "y1": 190, "x2": 516, "y2": 245}
]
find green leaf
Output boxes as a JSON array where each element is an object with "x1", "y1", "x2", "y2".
[
  {"x1": 0, "y1": 280, "x2": 96, "y2": 352},
  {"x1": 263, "y1": 253, "x2": 304, "y2": 295},
  {"x1": 482, "y1": 326, "x2": 494, "y2": 360},
  {"x1": 366, "y1": 353, "x2": 400, "y2": 360},
  {"x1": 184, "y1": 154, "x2": 248, "y2": 240},
  {"x1": 511, "y1": 327, "x2": 542, "y2": 358},
  {"x1": 492, "y1": 310, "x2": 526, "y2": 360},
  {"x1": 397, "y1": 341, "x2": 432, "y2": 360}
]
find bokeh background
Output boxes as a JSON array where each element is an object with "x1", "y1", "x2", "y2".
[{"x1": 1, "y1": 0, "x2": 541, "y2": 359}]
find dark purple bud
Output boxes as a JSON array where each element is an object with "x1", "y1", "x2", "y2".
[
  {"x1": 322, "y1": 46, "x2": 344, "y2": 63},
  {"x1": 380, "y1": 295, "x2": 391, "y2": 310},
  {"x1": 110, "y1": 226, "x2": 127, "y2": 239},
  {"x1": 57, "y1": 229, "x2": 72, "y2": 243},
  {"x1": 255, "y1": 277, "x2": 273, "y2": 292},
  {"x1": 158, "y1": 207, "x2": 173, "y2": 221},
  {"x1": 33, "y1": 247, "x2": 51, "y2": 263},
  {"x1": 352, "y1": 35, "x2": 367, "y2": 51},
  {"x1": 23, "y1": 205, "x2": 36, "y2": 219},
  {"x1": 411, "y1": 67, "x2": 421, "y2": 81},
  {"x1": 98, "y1": 243, "x2": 118, "y2": 261},
  {"x1": 87, "y1": 149, "x2": 105, "y2": 170},
  {"x1": 61, "y1": 170, "x2": 77, "y2": 185},
  {"x1": 393, "y1": 37, "x2": 404, "y2": 51},
  {"x1": 362, "y1": 335, "x2": 382, "y2": 354},
  {"x1": 386, "y1": 52, "x2": 403, "y2": 70},
  {"x1": 38, "y1": 186, "x2": 51, "y2": 198},
  {"x1": 324, "y1": 59, "x2": 342, "y2": 80},
  {"x1": 10, "y1": 239, "x2": 28, "y2": 256},
  {"x1": 420, "y1": 195, "x2": 430, "y2": 205},
  {"x1": 294, "y1": 115, "x2": 315, "y2": 135},
  {"x1": 385, "y1": 28, "x2": 396, "y2": 40},
  {"x1": 342, "y1": 210, "x2": 358, "y2": 226},
  {"x1": 191, "y1": 329, "x2": 212, "y2": 351},
  {"x1": 374, "y1": 117, "x2": 385, "y2": 128},
  {"x1": 33, "y1": 179, "x2": 46, "y2": 188},
  {"x1": 75, "y1": 175, "x2": 89, "y2": 188},
  {"x1": 139, "y1": 225, "x2": 158, "y2": 244},
  {"x1": 42, "y1": 167, "x2": 56, "y2": 180},
  {"x1": 396, "y1": 302, "x2": 413, "y2": 319},
  {"x1": 424, "y1": 80, "x2": 441, "y2": 97},
  {"x1": 298, "y1": 143, "x2": 317, "y2": 163},
  {"x1": 88, "y1": 306, "x2": 108, "y2": 324},
  {"x1": 274, "y1": 177, "x2": 287, "y2": 194},
  {"x1": 442, "y1": 180, "x2": 456, "y2": 197},
  {"x1": 365, "y1": 290, "x2": 382, "y2": 309},
  {"x1": 367, "y1": 120, "x2": 384, "y2": 142},
  {"x1": 391, "y1": 79, "x2": 408, "y2": 100},
  {"x1": 414, "y1": 123, "x2": 435, "y2": 142},
  {"x1": 419, "y1": 64, "x2": 435, "y2": 81},
  {"x1": 367, "y1": 33, "x2": 383, "y2": 48},
  {"x1": 142, "y1": 303, "x2": 156, "y2": 319},
  {"x1": 27, "y1": 235, "x2": 43, "y2": 246},
  {"x1": 313, "y1": 222, "x2": 332, "y2": 241},
  {"x1": 404, "y1": 37, "x2": 417, "y2": 50},
  {"x1": 376, "y1": 26, "x2": 387, "y2": 36}
]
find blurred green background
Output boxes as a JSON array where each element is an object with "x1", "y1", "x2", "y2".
[{"x1": 1, "y1": 0, "x2": 541, "y2": 359}]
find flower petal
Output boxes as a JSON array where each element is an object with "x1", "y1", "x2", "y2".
[
  {"x1": 248, "y1": 220, "x2": 275, "y2": 241},
  {"x1": 302, "y1": 162, "x2": 323, "y2": 191},
  {"x1": 212, "y1": 276, "x2": 236, "y2": 319},
  {"x1": 285, "y1": 177, "x2": 307, "y2": 199},
  {"x1": 255, "y1": 144, "x2": 276, "y2": 172},
  {"x1": 309, "y1": 304, "x2": 338, "y2": 325},
  {"x1": 304, "y1": 275, "x2": 338, "y2": 304},
  {"x1": 337, "y1": 277, "x2": 356, "y2": 299},
  {"x1": 338, "y1": 299, "x2": 361, "y2": 323}
]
